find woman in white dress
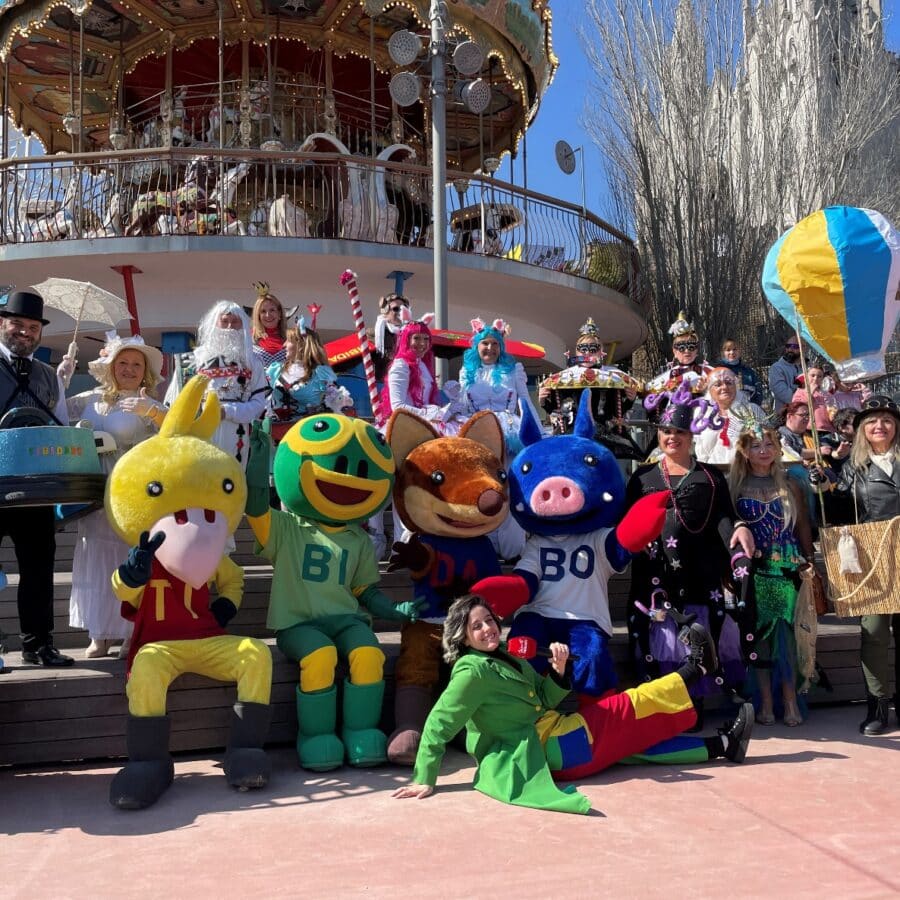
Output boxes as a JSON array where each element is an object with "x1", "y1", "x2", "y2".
[
  {"x1": 448, "y1": 318, "x2": 541, "y2": 559},
  {"x1": 455, "y1": 317, "x2": 541, "y2": 455},
  {"x1": 67, "y1": 333, "x2": 165, "y2": 658}
]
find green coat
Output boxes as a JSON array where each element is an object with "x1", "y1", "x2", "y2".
[{"x1": 413, "y1": 647, "x2": 591, "y2": 814}]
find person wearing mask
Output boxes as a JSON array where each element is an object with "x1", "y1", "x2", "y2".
[
  {"x1": 717, "y1": 338, "x2": 762, "y2": 406},
  {"x1": 0, "y1": 290, "x2": 73, "y2": 666},
  {"x1": 769, "y1": 337, "x2": 803, "y2": 415},
  {"x1": 645, "y1": 312, "x2": 714, "y2": 399}
]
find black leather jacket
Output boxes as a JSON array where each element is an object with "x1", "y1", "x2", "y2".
[{"x1": 838, "y1": 458, "x2": 900, "y2": 523}]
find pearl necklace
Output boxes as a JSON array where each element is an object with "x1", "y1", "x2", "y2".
[{"x1": 659, "y1": 457, "x2": 717, "y2": 535}]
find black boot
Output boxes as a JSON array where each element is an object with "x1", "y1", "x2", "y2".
[
  {"x1": 110, "y1": 715, "x2": 175, "y2": 810},
  {"x1": 676, "y1": 623, "x2": 718, "y2": 687},
  {"x1": 223, "y1": 702, "x2": 272, "y2": 790},
  {"x1": 863, "y1": 698, "x2": 890, "y2": 736},
  {"x1": 859, "y1": 695, "x2": 880, "y2": 734},
  {"x1": 719, "y1": 701, "x2": 755, "y2": 763}
]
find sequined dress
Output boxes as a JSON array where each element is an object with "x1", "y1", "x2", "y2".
[{"x1": 736, "y1": 478, "x2": 808, "y2": 702}]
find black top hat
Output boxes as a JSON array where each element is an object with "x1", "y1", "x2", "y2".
[
  {"x1": 0, "y1": 290, "x2": 49, "y2": 325},
  {"x1": 852, "y1": 394, "x2": 900, "y2": 431}
]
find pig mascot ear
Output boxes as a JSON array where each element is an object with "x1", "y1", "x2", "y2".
[
  {"x1": 519, "y1": 402, "x2": 544, "y2": 447},
  {"x1": 574, "y1": 389, "x2": 596, "y2": 439}
]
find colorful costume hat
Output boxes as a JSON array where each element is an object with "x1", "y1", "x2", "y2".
[{"x1": 667, "y1": 311, "x2": 697, "y2": 340}]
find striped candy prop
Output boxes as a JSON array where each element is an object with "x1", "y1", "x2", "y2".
[
  {"x1": 762, "y1": 206, "x2": 900, "y2": 381},
  {"x1": 339, "y1": 269, "x2": 380, "y2": 419}
]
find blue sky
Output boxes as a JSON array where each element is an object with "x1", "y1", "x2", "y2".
[{"x1": 514, "y1": 1, "x2": 900, "y2": 229}]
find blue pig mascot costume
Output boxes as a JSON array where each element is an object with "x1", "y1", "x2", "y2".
[{"x1": 473, "y1": 390, "x2": 755, "y2": 779}]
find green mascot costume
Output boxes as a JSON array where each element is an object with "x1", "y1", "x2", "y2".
[{"x1": 246, "y1": 416, "x2": 421, "y2": 771}]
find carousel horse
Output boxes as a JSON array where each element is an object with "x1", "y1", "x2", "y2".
[
  {"x1": 179, "y1": 161, "x2": 252, "y2": 235},
  {"x1": 83, "y1": 190, "x2": 127, "y2": 239},
  {"x1": 18, "y1": 171, "x2": 80, "y2": 241},
  {"x1": 126, "y1": 156, "x2": 209, "y2": 236}
]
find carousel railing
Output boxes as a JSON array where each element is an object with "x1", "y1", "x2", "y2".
[{"x1": 0, "y1": 148, "x2": 641, "y2": 303}]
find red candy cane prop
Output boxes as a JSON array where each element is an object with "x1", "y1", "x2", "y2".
[{"x1": 339, "y1": 269, "x2": 380, "y2": 420}]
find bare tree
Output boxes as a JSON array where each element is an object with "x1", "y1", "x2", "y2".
[{"x1": 582, "y1": 0, "x2": 900, "y2": 376}]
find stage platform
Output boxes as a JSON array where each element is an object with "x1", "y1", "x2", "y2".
[{"x1": 0, "y1": 524, "x2": 893, "y2": 769}]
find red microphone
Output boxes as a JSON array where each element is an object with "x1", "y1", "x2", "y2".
[{"x1": 506, "y1": 636, "x2": 580, "y2": 661}]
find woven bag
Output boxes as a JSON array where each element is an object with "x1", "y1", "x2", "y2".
[{"x1": 819, "y1": 515, "x2": 900, "y2": 616}]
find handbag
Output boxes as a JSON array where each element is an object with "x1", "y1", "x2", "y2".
[{"x1": 819, "y1": 514, "x2": 900, "y2": 616}]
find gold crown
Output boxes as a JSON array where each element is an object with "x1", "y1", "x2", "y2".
[{"x1": 252, "y1": 281, "x2": 271, "y2": 299}]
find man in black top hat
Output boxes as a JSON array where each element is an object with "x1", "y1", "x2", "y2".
[{"x1": 0, "y1": 289, "x2": 74, "y2": 666}]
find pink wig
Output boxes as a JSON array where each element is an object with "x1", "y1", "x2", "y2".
[{"x1": 378, "y1": 320, "x2": 440, "y2": 424}]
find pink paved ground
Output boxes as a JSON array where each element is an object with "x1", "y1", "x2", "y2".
[{"x1": 3, "y1": 705, "x2": 898, "y2": 899}]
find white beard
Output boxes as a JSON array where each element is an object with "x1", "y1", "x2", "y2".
[{"x1": 196, "y1": 328, "x2": 248, "y2": 368}]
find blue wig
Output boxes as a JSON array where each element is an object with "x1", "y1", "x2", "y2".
[{"x1": 461, "y1": 325, "x2": 516, "y2": 387}]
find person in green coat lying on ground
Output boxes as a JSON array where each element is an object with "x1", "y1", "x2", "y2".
[{"x1": 392, "y1": 593, "x2": 755, "y2": 815}]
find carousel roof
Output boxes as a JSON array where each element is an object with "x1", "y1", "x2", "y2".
[{"x1": 0, "y1": 0, "x2": 558, "y2": 162}]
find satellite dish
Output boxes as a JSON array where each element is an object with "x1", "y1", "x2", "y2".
[{"x1": 555, "y1": 140, "x2": 577, "y2": 175}]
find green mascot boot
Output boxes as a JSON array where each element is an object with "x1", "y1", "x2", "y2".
[
  {"x1": 341, "y1": 679, "x2": 387, "y2": 767},
  {"x1": 295, "y1": 685, "x2": 345, "y2": 771}
]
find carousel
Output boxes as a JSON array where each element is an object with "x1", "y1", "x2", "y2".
[{"x1": 0, "y1": 0, "x2": 647, "y2": 369}]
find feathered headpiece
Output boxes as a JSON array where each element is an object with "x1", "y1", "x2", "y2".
[{"x1": 732, "y1": 405, "x2": 780, "y2": 441}]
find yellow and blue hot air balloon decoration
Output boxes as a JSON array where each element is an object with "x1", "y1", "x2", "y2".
[{"x1": 762, "y1": 206, "x2": 900, "y2": 380}]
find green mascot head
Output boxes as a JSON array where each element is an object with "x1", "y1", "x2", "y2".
[{"x1": 273, "y1": 414, "x2": 395, "y2": 526}]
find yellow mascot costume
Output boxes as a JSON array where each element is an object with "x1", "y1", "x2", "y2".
[{"x1": 105, "y1": 375, "x2": 272, "y2": 810}]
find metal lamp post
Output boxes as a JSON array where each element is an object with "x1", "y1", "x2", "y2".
[{"x1": 429, "y1": 0, "x2": 449, "y2": 381}]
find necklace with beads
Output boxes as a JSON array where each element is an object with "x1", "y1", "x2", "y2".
[{"x1": 659, "y1": 457, "x2": 717, "y2": 534}]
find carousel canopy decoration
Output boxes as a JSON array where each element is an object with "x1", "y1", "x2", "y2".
[{"x1": 0, "y1": 0, "x2": 557, "y2": 162}]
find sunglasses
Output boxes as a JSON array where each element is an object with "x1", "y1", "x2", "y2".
[
  {"x1": 388, "y1": 306, "x2": 404, "y2": 313},
  {"x1": 673, "y1": 341, "x2": 698, "y2": 352},
  {"x1": 577, "y1": 343, "x2": 602, "y2": 354},
  {"x1": 785, "y1": 343, "x2": 800, "y2": 349}
]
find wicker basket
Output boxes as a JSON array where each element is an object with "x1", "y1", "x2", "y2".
[{"x1": 819, "y1": 516, "x2": 900, "y2": 616}]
